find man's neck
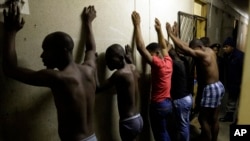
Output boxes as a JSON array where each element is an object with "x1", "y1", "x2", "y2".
[{"x1": 58, "y1": 59, "x2": 74, "y2": 71}]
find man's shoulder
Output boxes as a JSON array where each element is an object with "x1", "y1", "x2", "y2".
[
  {"x1": 128, "y1": 64, "x2": 137, "y2": 71},
  {"x1": 152, "y1": 55, "x2": 172, "y2": 62},
  {"x1": 77, "y1": 63, "x2": 96, "y2": 73},
  {"x1": 116, "y1": 66, "x2": 132, "y2": 76},
  {"x1": 115, "y1": 66, "x2": 138, "y2": 78}
]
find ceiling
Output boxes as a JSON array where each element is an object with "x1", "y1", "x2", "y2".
[
  {"x1": 227, "y1": 0, "x2": 249, "y2": 18},
  {"x1": 199, "y1": 0, "x2": 249, "y2": 18}
]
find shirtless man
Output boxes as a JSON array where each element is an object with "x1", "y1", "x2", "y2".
[
  {"x1": 96, "y1": 44, "x2": 143, "y2": 141},
  {"x1": 3, "y1": 3, "x2": 98, "y2": 141},
  {"x1": 166, "y1": 22, "x2": 225, "y2": 141}
]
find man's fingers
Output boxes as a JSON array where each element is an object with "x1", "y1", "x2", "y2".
[
  {"x1": 16, "y1": 5, "x2": 22, "y2": 22},
  {"x1": 9, "y1": 3, "x2": 13, "y2": 14},
  {"x1": 91, "y1": 5, "x2": 96, "y2": 13},
  {"x1": 17, "y1": 4, "x2": 21, "y2": 15},
  {"x1": 125, "y1": 44, "x2": 129, "y2": 50},
  {"x1": 21, "y1": 17, "x2": 25, "y2": 26},
  {"x1": 132, "y1": 11, "x2": 139, "y2": 18},
  {"x1": 83, "y1": 7, "x2": 87, "y2": 13},
  {"x1": 155, "y1": 18, "x2": 160, "y2": 25},
  {"x1": 3, "y1": 9, "x2": 7, "y2": 17},
  {"x1": 174, "y1": 21, "x2": 177, "y2": 26},
  {"x1": 166, "y1": 22, "x2": 170, "y2": 29},
  {"x1": 11, "y1": 3, "x2": 16, "y2": 17}
]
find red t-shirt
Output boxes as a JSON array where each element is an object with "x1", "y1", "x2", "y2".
[{"x1": 151, "y1": 55, "x2": 173, "y2": 102}]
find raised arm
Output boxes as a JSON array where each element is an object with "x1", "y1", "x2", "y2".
[
  {"x1": 96, "y1": 73, "x2": 116, "y2": 94},
  {"x1": 125, "y1": 44, "x2": 134, "y2": 64},
  {"x1": 154, "y1": 18, "x2": 171, "y2": 57},
  {"x1": 166, "y1": 22, "x2": 201, "y2": 57},
  {"x1": 3, "y1": 2, "x2": 56, "y2": 87},
  {"x1": 3, "y1": 3, "x2": 24, "y2": 72},
  {"x1": 171, "y1": 21, "x2": 179, "y2": 47},
  {"x1": 131, "y1": 11, "x2": 153, "y2": 64},
  {"x1": 171, "y1": 22, "x2": 185, "y2": 54},
  {"x1": 82, "y1": 5, "x2": 97, "y2": 67}
]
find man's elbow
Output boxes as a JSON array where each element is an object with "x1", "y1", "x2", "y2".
[
  {"x1": 3, "y1": 65, "x2": 17, "y2": 79},
  {"x1": 3, "y1": 67, "x2": 14, "y2": 78}
]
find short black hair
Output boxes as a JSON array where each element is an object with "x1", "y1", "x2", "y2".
[
  {"x1": 223, "y1": 37, "x2": 236, "y2": 48},
  {"x1": 189, "y1": 39, "x2": 204, "y2": 49},
  {"x1": 105, "y1": 44, "x2": 125, "y2": 59},
  {"x1": 200, "y1": 37, "x2": 210, "y2": 47},
  {"x1": 146, "y1": 42, "x2": 160, "y2": 53},
  {"x1": 42, "y1": 31, "x2": 74, "y2": 52}
]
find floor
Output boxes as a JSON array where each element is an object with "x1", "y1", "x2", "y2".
[
  {"x1": 189, "y1": 84, "x2": 232, "y2": 141},
  {"x1": 190, "y1": 114, "x2": 231, "y2": 141}
]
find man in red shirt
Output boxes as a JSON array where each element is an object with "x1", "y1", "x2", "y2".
[{"x1": 132, "y1": 11, "x2": 173, "y2": 141}]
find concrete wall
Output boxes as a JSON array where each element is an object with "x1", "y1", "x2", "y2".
[
  {"x1": 238, "y1": 2, "x2": 250, "y2": 125},
  {"x1": 0, "y1": 0, "x2": 193, "y2": 141},
  {"x1": 205, "y1": 0, "x2": 250, "y2": 125},
  {"x1": 206, "y1": 4, "x2": 237, "y2": 45},
  {"x1": 206, "y1": 2, "x2": 248, "y2": 53}
]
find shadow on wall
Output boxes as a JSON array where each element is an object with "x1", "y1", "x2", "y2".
[
  {"x1": 94, "y1": 52, "x2": 121, "y2": 141},
  {"x1": 0, "y1": 21, "x2": 59, "y2": 141},
  {"x1": 138, "y1": 73, "x2": 153, "y2": 141},
  {"x1": 0, "y1": 90, "x2": 57, "y2": 141}
]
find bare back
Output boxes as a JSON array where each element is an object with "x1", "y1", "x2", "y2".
[
  {"x1": 196, "y1": 47, "x2": 219, "y2": 85},
  {"x1": 51, "y1": 63, "x2": 96, "y2": 141},
  {"x1": 112, "y1": 64, "x2": 140, "y2": 120}
]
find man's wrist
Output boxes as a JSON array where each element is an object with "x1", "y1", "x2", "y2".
[{"x1": 4, "y1": 30, "x2": 17, "y2": 36}]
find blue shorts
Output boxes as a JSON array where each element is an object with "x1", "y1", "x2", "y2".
[
  {"x1": 119, "y1": 114, "x2": 143, "y2": 141},
  {"x1": 201, "y1": 81, "x2": 225, "y2": 108}
]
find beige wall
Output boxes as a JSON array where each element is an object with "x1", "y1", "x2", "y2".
[
  {"x1": 237, "y1": 1, "x2": 250, "y2": 124},
  {"x1": 0, "y1": 0, "x2": 193, "y2": 141}
]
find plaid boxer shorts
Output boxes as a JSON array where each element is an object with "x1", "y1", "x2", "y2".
[{"x1": 200, "y1": 81, "x2": 225, "y2": 108}]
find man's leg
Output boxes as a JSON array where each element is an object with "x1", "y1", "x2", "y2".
[
  {"x1": 210, "y1": 108, "x2": 220, "y2": 141},
  {"x1": 193, "y1": 85, "x2": 203, "y2": 114},
  {"x1": 150, "y1": 100, "x2": 172, "y2": 141},
  {"x1": 198, "y1": 107, "x2": 212, "y2": 141},
  {"x1": 173, "y1": 95, "x2": 192, "y2": 141}
]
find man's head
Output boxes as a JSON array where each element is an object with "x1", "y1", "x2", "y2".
[
  {"x1": 210, "y1": 43, "x2": 221, "y2": 55},
  {"x1": 189, "y1": 39, "x2": 204, "y2": 50},
  {"x1": 146, "y1": 42, "x2": 161, "y2": 57},
  {"x1": 169, "y1": 48, "x2": 178, "y2": 60},
  {"x1": 105, "y1": 44, "x2": 125, "y2": 70},
  {"x1": 222, "y1": 37, "x2": 236, "y2": 54},
  {"x1": 200, "y1": 37, "x2": 210, "y2": 47},
  {"x1": 41, "y1": 31, "x2": 74, "y2": 69}
]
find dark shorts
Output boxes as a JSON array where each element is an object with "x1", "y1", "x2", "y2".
[
  {"x1": 80, "y1": 134, "x2": 97, "y2": 141},
  {"x1": 119, "y1": 114, "x2": 143, "y2": 141},
  {"x1": 201, "y1": 81, "x2": 225, "y2": 108}
]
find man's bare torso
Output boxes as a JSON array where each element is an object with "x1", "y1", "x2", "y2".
[
  {"x1": 113, "y1": 64, "x2": 140, "y2": 120},
  {"x1": 50, "y1": 63, "x2": 96, "y2": 141},
  {"x1": 197, "y1": 47, "x2": 219, "y2": 85}
]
